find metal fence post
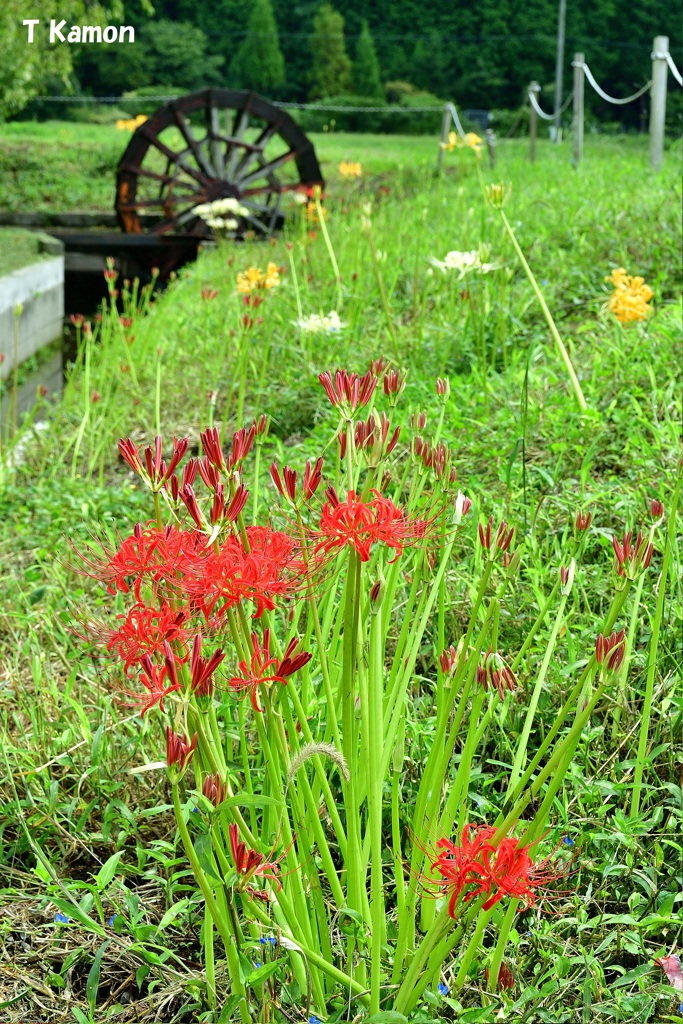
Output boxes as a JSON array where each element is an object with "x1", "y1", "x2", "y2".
[
  {"x1": 485, "y1": 128, "x2": 497, "y2": 168},
  {"x1": 529, "y1": 82, "x2": 541, "y2": 162},
  {"x1": 649, "y1": 36, "x2": 668, "y2": 172},
  {"x1": 437, "y1": 104, "x2": 452, "y2": 174},
  {"x1": 572, "y1": 53, "x2": 584, "y2": 165}
]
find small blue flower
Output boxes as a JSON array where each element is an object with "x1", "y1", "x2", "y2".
[
  {"x1": 562, "y1": 836, "x2": 574, "y2": 846},
  {"x1": 542, "y1": 279, "x2": 549, "y2": 286},
  {"x1": 192, "y1": 806, "x2": 200, "y2": 814},
  {"x1": 309, "y1": 1017, "x2": 322, "y2": 1024},
  {"x1": 54, "y1": 912, "x2": 69, "y2": 923},
  {"x1": 107, "y1": 914, "x2": 118, "y2": 927},
  {"x1": 254, "y1": 961, "x2": 262, "y2": 969},
  {"x1": 438, "y1": 982, "x2": 449, "y2": 996}
]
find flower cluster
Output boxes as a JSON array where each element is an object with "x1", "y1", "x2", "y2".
[
  {"x1": 194, "y1": 197, "x2": 249, "y2": 232},
  {"x1": 429, "y1": 245, "x2": 499, "y2": 277},
  {"x1": 116, "y1": 114, "x2": 147, "y2": 131},
  {"x1": 605, "y1": 268, "x2": 653, "y2": 324},
  {"x1": 338, "y1": 160, "x2": 362, "y2": 178},
  {"x1": 427, "y1": 824, "x2": 561, "y2": 916},
  {"x1": 296, "y1": 311, "x2": 344, "y2": 333},
  {"x1": 237, "y1": 262, "x2": 280, "y2": 294},
  {"x1": 441, "y1": 131, "x2": 482, "y2": 155},
  {"x1": 315, "y1": 487, "x2": 427, "y2": 563}
]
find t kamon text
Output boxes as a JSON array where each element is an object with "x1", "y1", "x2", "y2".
[{"x1": 23, "y1": 20, "x2": 135, "y2": 43}]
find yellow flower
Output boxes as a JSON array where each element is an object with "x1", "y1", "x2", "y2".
[
  {"x1": 605, "y1": 268, "x2": 653, "y2": 324},
  {"x1": 441, "y1": 131, "x2": 458, "y2": 153},
  {"x1": 116, "y1": 114, "x2": 148, "y2": 132},
  {"x1": 485, "y1": 183, "x2": 511, "y2": 209},
  {"x1": 237, "y1": 266, "x2": 264, "y2": 294},
  {"x1": 339, "y1": 160, "x2": 362, "y2": 178},
  {"x1": 441, "y1": 131, "x2": 482, "y2": 155},
  {"x1": 264, "y1": 262, "x2": 280, "y2": 289},
  {"x1": 306, "y1": 201, "x2": 327, "y2": 223},
  {"x1": 464, "y1": 132, "x2": 482, "y2": 153}
]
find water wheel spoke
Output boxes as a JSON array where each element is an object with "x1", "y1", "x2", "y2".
[
  {"x1": 141, "y1": 131, "x2": 208, "y2": 188},
  {"x1": 231, "y1": 120, "x2": 283, "y2": 179},
  {"x1": 237, "y1": 149, "x2": 296, "y2": 188},
  {"x1": 208, "y1": 106, "x2": 225, "y2": 178},
  {"x1": 224, "y1": 108, "x2": 251, "y2": 180},
  {"x1": 172, "y1": 106, "x2": 216, "y2": 179}
]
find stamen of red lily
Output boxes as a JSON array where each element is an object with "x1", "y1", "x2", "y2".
[
  {"x1": 228, "y1": 629, "x2": 312, "y2": 711},
  {"x1": 315, "y1": 488, "x2": 429, "y2": 564}
]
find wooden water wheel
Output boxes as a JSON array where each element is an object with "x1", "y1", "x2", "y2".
[{"x1": 115, "y1": 89, "x2": 323, "y2": 236}]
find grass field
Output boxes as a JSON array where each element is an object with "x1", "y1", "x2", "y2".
[{"x1": 0, "y1": 124, "x2": 681, "y2": 1024}]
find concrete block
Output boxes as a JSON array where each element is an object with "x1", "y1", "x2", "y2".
[{"x1": 0, "y1": 234, "x2": 64, "y2": 381}]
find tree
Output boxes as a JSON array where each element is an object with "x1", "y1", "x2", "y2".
[
  {"x1": 309, "y1": 4, "x2": 352, "y2": 99},
  {"x1": 230, "y1": 0, "x2": 285, "y2": 93},
  {"x1": 353, "y1": 20, "x2": 383, "y2": 98}
]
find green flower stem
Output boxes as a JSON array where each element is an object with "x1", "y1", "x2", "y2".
[
  {"x1": 238, "y1": 699, "x2": 258, "y2": 835},
  {"x1": 391, "y1": 747, "x2": 406, "y2": 924},
  {"x1": 610, "y1": 572, "x2": 645, "y2": 743},
  {"x1": 486, "y1": 899, "x2": 518, "y2": 993},
  {"x1": 631, "y1": 468, "x2": 681, "y2": 817},
  {"x1": 366, "y1": 229, "x2": 400, "y2": 362},
  {"x1": 314, "y1": 193, "x2": 342, "y2": 311},
  {"x1": 341, "y1": 550, "x2": 365, "y2": 925},
  {"x1": 367, "y1": 591, "x2": 385, "y2": 1015},
  {"x1": 287, "y1": 244, "x2": 303, "y2": 323},
  {"x1": 171, "y1": 784, "x2": 251, "y2": 1023},
  {"x1": 405, "y1": 914, "x2": 468, "y2": 1013},
  {"x1": 453, "y1": 905, "x2": 494, "y2": 992},
  {"x1": 393, "y1": 906, "x2": 451, "y2": 1014},
  {"x1": 498, "y1": 209, "x2": 587, "y2": 413},
  {"x1": 506, "y1": 592, "x2": 568, "y2": 796},
  {"x1": 204, "y1": 906, "x2": 216, "y2": 1009}
]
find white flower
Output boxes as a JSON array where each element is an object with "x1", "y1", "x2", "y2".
[
  {"x1": 295, "y1": 311, "x2": 345, "y2": 333},
  {"x1": 375, "y1": 250, "x2": 387, "y2": 263},
  {"x1": 429, "y1": 245, "x2": 502, "y2": 278},
  {"x1": 292, "y1": 192, "x2": 308, "y2": 205}
]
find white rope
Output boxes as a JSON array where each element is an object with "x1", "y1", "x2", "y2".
[
  {"x1": 528, "y1": 90, "x2": 555, "y2": 120},
  {"x1": 664, "y1": 51, "x2": 683, "y2": 87},
  {"x1": 444, "y1": 102, "x2": 468, "y2": 140},
  {"x1": 577, "y1": 61, "x2": 651, "y2": 105}
]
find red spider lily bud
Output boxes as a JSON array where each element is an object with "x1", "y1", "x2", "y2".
[
  {"x1": 161, "y1": 437, "x2": 188, "y2": 482},
  {"x1": 560, "y1": 558, "x2": 575, "y2": 594},
  {"x1": 436, "y1": 376, "x2": 450, "y2": 399},
  {"x1": 104, "y1": 269, "x2": 117, "y2": 282},
  {"x1": 277, "y1": 637, "x2": 313, "y2": 678},
  {"x1": 254, "y1": 414, "x2": 270, "y2": 440},
  {"x1": 83, "y1": 322, "x2": 92, "y2": 336},
  {"x1": 201, "y1": 288, "x2": 218, "y2": 301},
  {"x1": 166, "y1": 473, "x2": 180, "y2": 503},
  {"x1": 612, "y1": 529, "x2": 653, "y2": 578},
  {"x1": 242, "y1": 314, "x2": 254, "y2": 329},
  {"x1": 440, "y1": 643, "x2": 464, "y2": 676},
  {"x1": 91, "y1": 390, "x2": 101, "y2": 403},
  {"x1": 151, "y1": 266, "x2": 160, "y2": 279},
  {"x1": 210, "y1": 485, "x2": 225, "y2": 524},
  {"x1": 478, "y1": 648, "x2": 518, "y2": 699},
  {"x1": 369, "y1": 357, "x2": 386, "y2": 377},
  {"x1": 230, "y1": 425, "x2": 256, "y2": 468},
  {"x1": 496, "y1": 520, "x2": 515, "y2": 553},
  {"x1": 383, "y1": 368, "x2": 407, "y2": 402},
  {"x1": 118, "y1": 438, "x2": 143, "y2": 475},
  {"x1": 338, "y1": 431, "x2": 347, "y2": 459},
  {"x1": 180, "y1": 484, "x2": 204, "y2": 529},
  {"x1": 286, "y1": 241, "x2": 293, "y2": 251},
  {"x1": 197, "y1": 456, "x2": 221, "y2": 492},
  {"x1": 190, "y1": 634, "x2": 226, "y2": 698},
  {"x1": 454, "y1": 491, "x2": 472, "y2": 524},
  {"x1": 595, "y1": 628, "x2": 626, "y2": 673},
  {"x1": 143, "y1": 436, "x2": 164, "y2": 487},
  {"x1": 318, "y1": 369, "x2": 378, "y2": 414},
  {"x1": 202, "y1": 773, "x2": 226, "y2": 807},
  {"x1": 486, "y1": 961, "x2": 515, "y2": 991},
  {"x1": 225, "y1": 484, "x2": 249, "y2": 523},
  {"x1": 478, "y1": 516, "x2": 493, "y2": 551},
  {"x1": 324, "y1": 485, "x2": 341, "y2": 508},
  {"x1": 502, "y1": 550, "x2": 522, "y2": 573},
  {"x1": 252, "y1": 294, "x2": 264, "y2": 309},
  {"x1": 165, "y1": 727, "x2": 197, "y2": 774},
  {"x1": 575, "y1": 509, "x2": 592, "y2": 533},
  {"x1": 182, "y1": 458, "x2": 199, "y2": 489},
  {"x1": 200, "y1": 427, "x2": 225, "y2": 470},
  {"x1": 303, "y1": 457, "x2": 324, "y2": 499},
  {"x1": 369, "y1": 575, "x2": 385, "y2": 609},
  {"x1": 413, "y1": 436, "x2": 424, "y2": 458},
  {"x1": 120, "y1": 317, "x2": 133, "y2": 329},
  {"x1": 411, "y1": 411, "x2": 427, "y2": 431},
  {"x1": 70, "y1": 313, "x2": 85, "y2": 327},
  {"x1": 270, "y1": 462, "x2": 296, "y2": 503},
  {"x1": 649, "y1": 498, "x2": 664, "y2": 520}
]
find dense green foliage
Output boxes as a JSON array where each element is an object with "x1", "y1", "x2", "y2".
[
  {"x1": 309, "y1": 2, "x2": 353, "y2": 99},
  {"x1": 229, "y1": 0, "x2": 286, "y2": 93},
  {"x1": 353, "y1": 20, "x2": 384, "y2": 99}
]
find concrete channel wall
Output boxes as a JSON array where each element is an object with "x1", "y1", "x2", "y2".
[{"x1": 0, "y1": 234, "x2": 64, "y2": 381}]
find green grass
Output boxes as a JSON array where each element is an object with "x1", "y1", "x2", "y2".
[
  {"x1": 0, "y1": 227, "x2": 53, "y2": 276},
  {"x1": 0, "y1": 125, "x2": 681, "y2": 1023}
]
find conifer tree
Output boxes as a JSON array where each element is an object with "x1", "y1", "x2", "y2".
[
  {"x1": 230, "y1": 0, "x2": 285, "y2": 94},
  {"x1": 309, "y1": 3, "x2": 352, "y2": 99},
  {"x1": 353, "y1": 20, "x2": 383, "y2": 99}
]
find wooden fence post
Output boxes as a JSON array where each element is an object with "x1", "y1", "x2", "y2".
[
  {"x1": 649, "y1": 36, "x2": 668, "y2": 172},
  {"x1": 572, "y1": 53, "x2": 584, "y2": 165},
  {"x1": 529, "y1": 81, "x2": 540, "y2": 162},
  {"x1": 485, "y1": 128, "x2": 496, "y2": 168},
  {"x1": 437, "y1": 104, "x2": 451, "y2": 174}
]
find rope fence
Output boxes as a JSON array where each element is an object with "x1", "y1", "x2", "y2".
[
  {"x1": 528, "y1": 34, "x2": 679, "y2": 171},
  {"x1": 31, "y1": 94, "x2": 444, "y2": 114}
]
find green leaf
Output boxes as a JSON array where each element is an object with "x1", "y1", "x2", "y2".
[
  {"x1": 95, "y1": 851, "x2": 124, "y2": 892},
  {"x1": 86, "y1": 940, "x2": 110, "y2": 1012},
  {"x1": 246, "y1": 959, "x2": 284, "y2": 985},
  {"x1": 193, "y1": 833, "x2": 222, "y2": 883},
  {"x1": 50, "y1": 897, "x2": 106, "y2": 937},
  {"x1": 72, "y1": 1008, "x2": 90, "y2": 1024},
  {"x1": 219, "y1": 792, "x2": 284, "y2": 810},
  {"x1": 364, "y1": 1013, "x2": 409, "y2": 1022},
  {"x1": 156, "y1": 898, "x2": 190, "y2": 932}
]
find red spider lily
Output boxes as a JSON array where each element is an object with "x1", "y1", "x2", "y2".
[
  {"x1": 270, "y1": 457, "x2": 324, "y2": 505},
  {"x1": 612, "y1": 529, "x2": 653, "y2": 577},
  {"x1": 104, "y1": 602, "x2": 190, "y2": 674},
  {"x1": 649, "y1": 498, "x2": 664, "y2": 520},
  {"x1": 426, "y1": 824, "x2": 563, "y2": 917},
  {"x1": 77, "y1": 523, "x2": 206, "y2": 600},
  {"x1": 349, "y1": 412, "x2": 400, "y2": 466},
  {"x1": 118, "y1": 435, "x2": 188, "y2": 491},
  {"x1": 228, "y1": 425, "x2": 256, "y2": 470},
  {"x1": 478, "y1": 515, "x2": 514, "y2": 555},
  {"x1": 454, "y1": 490, "x2": 472, "y2": 524},
  {"x1": 202, "y1": 773, "x2": 227, "y2": 807},
  {"x1": 70, "y1": 313, "x2": 85, "y2": 327},
  {"x1": 595, "y1": 628, "x2": 626, "y2": 673},
  {"x1": 436, "y1": 377, "x2": 450, "y2": 399},
  {"x1": 411, "y1": 411, "x2": 427, "y2": 431},
  {"x1": 201, "y1": 288, "x2": 218, "y2": 300},
  {"x1": 228, "y1": 822, "x2": 285, "y2": 896},
  {"x1": 228, "y1": 629, "x2": 311, "y2": 712},
  {"x1": 188, "y1": 634, "x2": 226, "y2": 698},
  {"x1": 369, "y1": 357, "x2": 386, "y2": 377},
  {"x1": 383, "y1": 369, "x2": 406, "y2": 400},
  {"x1": 200, "y1": 426, "x2": 225, "y2": 470},
  {"x1": 253, "y1": 413, "x2": 269, "y2": 438},
  {"x1": 485, "y1": 961, "x2": 515, "y2": 991},
  {"x1": 166, "y1": 727, "x2": 197, "y2": 772},
  {"x1": 319, "y1": 369, "x2": 377, "y2": 414},
  {"x1": 315, "y1": 488, "x2": 428, "y2": 564},
  {"x1": 476, "y1": 649, "x2": 518, "y2": 700},
  {"x1": 132, "y1": 651, "x2": 182, "y2": 715},
  {"x1": 180, "y1": 482, "x2": 248, "y2": 531}
]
